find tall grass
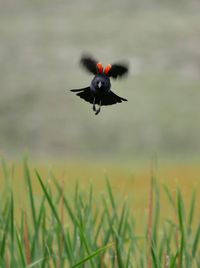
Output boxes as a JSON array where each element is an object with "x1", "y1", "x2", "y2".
[{"x1": 0, "y1": 160, "x2": 199, "y2": 267}]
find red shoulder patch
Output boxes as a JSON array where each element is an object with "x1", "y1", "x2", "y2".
[
  {"x1": 96, "y1": 63, "x2": 103, "y2": 74},
  {"x1": 104, "y1": 64, "x2": 112, "y2": 75}
]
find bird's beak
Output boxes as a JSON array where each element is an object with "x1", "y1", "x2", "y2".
[{"x1": 97, "y1": 81, "x2": 102, "y2": 88}]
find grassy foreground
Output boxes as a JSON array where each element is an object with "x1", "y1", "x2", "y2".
[{"x1": 0, "y1": 160, "x2": 200, "y2": 267}]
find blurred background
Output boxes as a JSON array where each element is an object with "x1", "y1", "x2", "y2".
[{"x1": 0, "y1": 0, "x2": 200, "y2": 163}]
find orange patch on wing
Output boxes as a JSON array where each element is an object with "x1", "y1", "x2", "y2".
[
  {"x1": 104, "y1": 64, "x2": 112, "y2": 75},
  {"x1": 96, "y1": 63, "x2": 103, "y2": 73}
]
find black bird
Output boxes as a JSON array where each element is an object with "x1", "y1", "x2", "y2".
[{"x1": 70, "y1": 55, "x2": 128, "y2": 115}]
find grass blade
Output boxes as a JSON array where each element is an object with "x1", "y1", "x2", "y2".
[
  {"x1": 24, "y1": 160, "x2": 37, "y2": 230},
  {"x1": 35, "y1": 170, "x2": 73, "y2": 265},
  {"x1": 71, "y1": 243, "x2": 114, "y2": 268},
  {"x1": 188, "y1": 190, "x2": 196, "y2": 230},
  {"x1": 192, "y1": 223, "x2": 200, "y2": 258},
  {"x1": 23, "y1": 210, "x2": 32, "y2": 265},
  {"x1": 15, "y1": 227, "x2": 26, "y2": 267},
  {"x1": 177, "y1": 189, "x2": 186, "y2": 268}
]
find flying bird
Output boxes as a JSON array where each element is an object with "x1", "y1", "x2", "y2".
[{"x1": 70, "y1": 55, "x2": 128, "y2": 115}]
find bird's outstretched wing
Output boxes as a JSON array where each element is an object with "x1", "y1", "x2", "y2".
[
  {"x1": 70, "y1": 87, "x2": 94, "y2": 104},
  {"x1": 80, "y1": 55, "x2": 99, "y2": 75},
  {"x1": 70, "y1": 88, "x2": 127, "y2": 106},
  {"x1": 101, "y1": 91, "x2": 128, "y2": 106},
  {"x1": 70, "y1": 87, "x2": 90, "y2": 92},
  {"x1": 105, "y1": 63, "x2": 128, "y2": 79}
]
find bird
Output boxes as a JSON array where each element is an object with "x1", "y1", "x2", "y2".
[{"x1": 70, "y1": 55, "x2": 129, "y2": 115}]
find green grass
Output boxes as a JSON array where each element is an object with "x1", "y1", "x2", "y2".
[{"x1": 0, "y1": 160, "x2": 200, "y2": 267}]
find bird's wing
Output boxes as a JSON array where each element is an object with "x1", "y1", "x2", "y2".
[
  {"x1": 101, "y1": 90, "x2": 128, "y2": 106},
  {"x1": 80, "y1": 55, "x2": 99, "y2": 75},
  {"x1": 105, "y1": 63, "x2": 128, "y2": 79},
  {"x1": 71, "y1": 87, "x2": 94, "y2": 104},
  {"x1": 70, "y1": 87, "x2": 90, "y2": 92}
]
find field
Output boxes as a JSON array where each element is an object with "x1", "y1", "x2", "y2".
[
  {"x1": 0, "y1": 159, "x2": 200, "y2": 267},
  {"x1": 1, "y1": 0, "x2": 200, "y2": 267},
  {"x1": 1, "y1": 0, "x2": 200, "y2": 159}
]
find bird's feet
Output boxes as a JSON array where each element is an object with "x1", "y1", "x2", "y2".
[
  {"x1": 95, "y1": 105, "x2": 101, "y2": 115},
  {"x1": 93, "y1": 99, "x2": 101, "y2": 115}
]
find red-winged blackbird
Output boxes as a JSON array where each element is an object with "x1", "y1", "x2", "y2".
[{"x1": 70, "y1": 55, "x2": 128, "y2": 115}]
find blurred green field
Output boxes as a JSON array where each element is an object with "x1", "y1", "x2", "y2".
[
  {"x1": 1, "y1": 159, "x2": 200, "y2": 232},
  {"x1": 0, "y1": 160, "x2": 200, "y2": 267}
]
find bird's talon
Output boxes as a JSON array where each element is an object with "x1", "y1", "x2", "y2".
[
  {"x1": 94, "y1": 101, "x2": 101, "y2": 115},
  {"x1": 93, "y1": 98, "x2": 96, "y2": 112},
  {"x1": 95, "y1": 109, "x2": 100, "y2": 115}
]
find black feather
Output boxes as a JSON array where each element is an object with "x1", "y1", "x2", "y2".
[
  {"x1": 70, "y1": 87, "x2": 90, "y2": 92},
  {"x1": 80, "y1": 55, "x2": 98, "y2": 75},
  {"x1": 71, "y1": 87, "x2": 127, "y2": 106},
  {"x1": 73, "y1": 87, "x2": 94, "y2": 104},
  {"x1": 101, "y1": 91, "x2": 128, "y2": 105},
  {"x1": 107, "y1": 64, "x2": 128, "y2": 79}
]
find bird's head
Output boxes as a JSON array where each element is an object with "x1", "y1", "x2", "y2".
[{"x1": 92, "y1": 73, "x2": 111, "y2": 92}]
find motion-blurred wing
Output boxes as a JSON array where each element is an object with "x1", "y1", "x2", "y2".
[
  {"x1": 101, "y1": 91, "x2": 128, "y2": 106},
  {"x1": 106, "y1": 63, "x2": 128, "y2": 79},
  {"x1": 80, "y1": 55, "x2": 98, "y2": 75}
]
